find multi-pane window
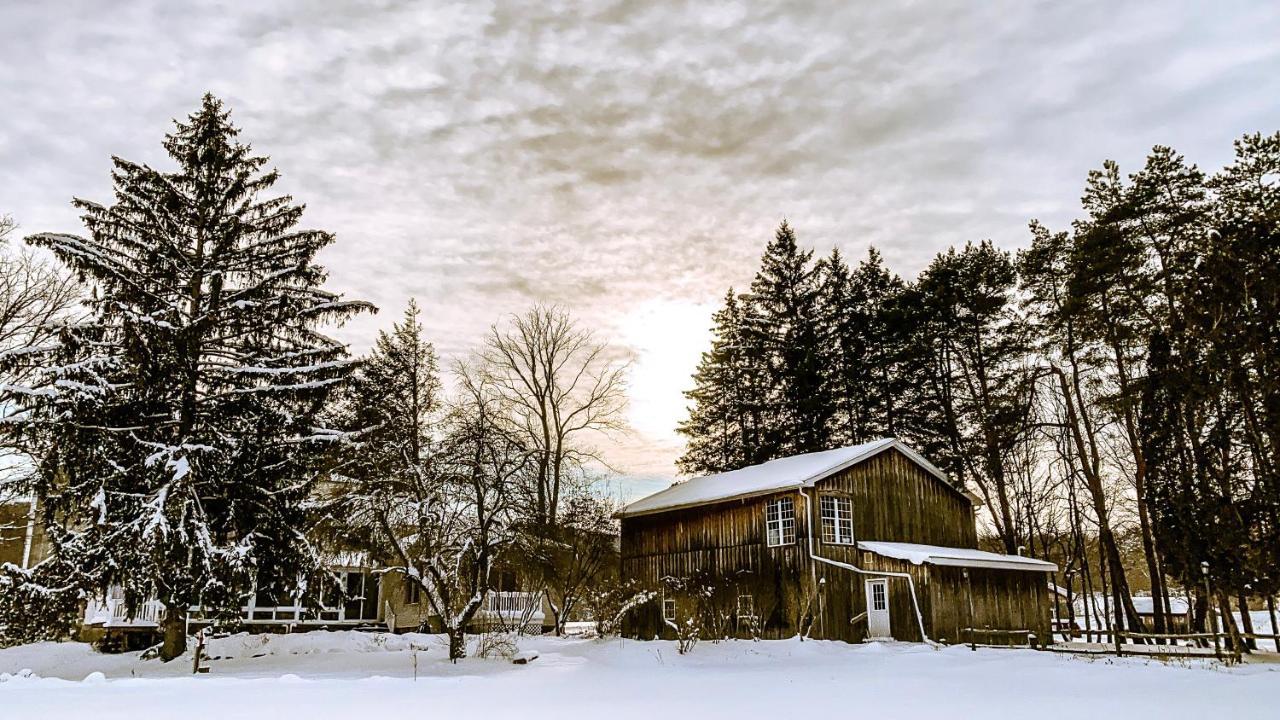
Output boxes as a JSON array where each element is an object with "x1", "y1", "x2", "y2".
[
  {"x1": 870, "y1": 580, "x2": 887, "y2": 611},
  {"x1": 765, "y1": 497, "x2": 796, "y2": 547},
  {"x1": 403, "y1": 577, "x2": 421, "y2": 605},
  {"x1": 820, "y1": 495, "x2": 854, "y2": 545},
  {"x1": 343, "y1": 571, "x2": 381, "y2": 621},
  {"x1": 663, "y1": 598, "x2": 677, "y2": 622}
]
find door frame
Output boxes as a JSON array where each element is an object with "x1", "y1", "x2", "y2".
[{"x1": 865, "y1": 578, "x2": 891, "y2": 639}]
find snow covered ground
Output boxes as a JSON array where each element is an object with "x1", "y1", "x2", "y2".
[{"x1": 2, "y1": 631, "x2": 1277, "y2": 720}]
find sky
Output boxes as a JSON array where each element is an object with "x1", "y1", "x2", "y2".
[{"x1": 2, "y1": 1, "x2": 1279, "y2": 502}]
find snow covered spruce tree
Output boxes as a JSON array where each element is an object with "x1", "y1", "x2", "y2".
[{"x1": 0, "y1": 95, "x2": 373, "y2": 659}]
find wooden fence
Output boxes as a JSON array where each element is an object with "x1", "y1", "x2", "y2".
[{"x1": 1046, "y1": 627, "x2": 1280, "y2": 664}]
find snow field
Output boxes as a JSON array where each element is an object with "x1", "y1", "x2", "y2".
[{"x1": 1, "y1": 631, "x2": 1277, "y2": 720}]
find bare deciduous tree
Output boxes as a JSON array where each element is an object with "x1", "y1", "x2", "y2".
[
  {"x1": 519, "y1": 492, "x2": 618, "y2": 634},
  {"x1": 346, "y1": 363, "x2": 529, "y2": 662},
  {"x1": 481, "y1": 304, "x2": 628, "y2": 528},
  {"x1": 0, "y1": 213, "x2": 81, "y2": 507}
]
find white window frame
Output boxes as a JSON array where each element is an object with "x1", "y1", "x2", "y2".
[
  {"x1": 765, "y1": 497, "x2": 796, "y2": 547},
  {"x1": 820, "y1": 495, "x2": 854, "y2": 545},
  {"x1": 736, "y1": 594, "x2": 755, "y2": 619},
  {"x1": 662, "y1": 598, "x2": 677, "y2": 622}
]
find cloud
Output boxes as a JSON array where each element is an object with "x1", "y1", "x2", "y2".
[{"x1": 2, "y1": 0, "x2": 1278, "y2": 490}]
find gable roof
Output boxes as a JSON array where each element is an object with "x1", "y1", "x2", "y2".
[{"x1": 617, "y1": 438, "x2": 972, "y2": 518}]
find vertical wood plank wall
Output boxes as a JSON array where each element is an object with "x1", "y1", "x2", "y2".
[{"x1": 620, "y1": 448, "x2": 1048, "y2": 644}]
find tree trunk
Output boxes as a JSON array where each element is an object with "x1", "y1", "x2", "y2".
[
  {"x1": 1237, "y1": 593, "x2": 1256, "y2": 651},
  {"x1": 1267, "y1": 595, "x2": 1279, "y2": 653},
  {"x1": 1135, "y1": 496, "x2": 1167, "y2": 633},
  {"x1": 447, "y1": 627, "x2": 467, "y2": 662},
  {"x1": 159, "y1": 605, "x2": 187, "y2": 662},
  {"x1": 1192, "y1": 591, "x2": 1208, "y2": 643},
  {"x1": 1217, "y1": 591, "x2": 1245, "y2": 658}
]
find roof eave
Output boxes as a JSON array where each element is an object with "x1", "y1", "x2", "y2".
[
  {"x1": 615, "y1": 438, "x2": 974, "y2": 518},
  {"x1": 615, "y1": 482, "x2": 806, "y2": 519},
  {"x1": 926, "y1": 557, "x2": 1059, "y2": 573}
]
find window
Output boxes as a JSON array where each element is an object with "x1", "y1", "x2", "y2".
[
  {"x1": 820, "y1": 495, "x2": 854, "y2": 544},
  {"x1": 765, "y1": 497, "x2": 796, "y2": 547},
  {"x1": 870, "y1": 580, "x2": 887, "y2": 611},
  {"x1": 663, "y1": 598, "x2": 677, "y2": 622},
  {"x1": 403, "y1": 577, "x2": 420, "y2": 605},
  {"x1": 343, "y1": 571, "x2": 381, "y2": 621},
  {"x1": 496, "y1": 570, "x2": 519, "y2": 592}
]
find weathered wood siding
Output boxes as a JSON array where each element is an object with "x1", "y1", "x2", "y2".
[
  {"x1": 815, "y1": 448, "x2": 977, "y2": 548},
  {"x1": 812, "y1": 552, "x2": 930, "y2": 643},
  {"x1": 621, "y1": 489, "x2": 813, "y2": 640},
  {"x1": 620, "y1": 447, "x2": 1045, "y2": 645},
  {"x1": 927, "y1": 566, "x2": 1051, "y2": 646}
]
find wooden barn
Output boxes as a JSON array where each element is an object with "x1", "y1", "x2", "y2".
[{"x1": 617, "y1": 438, "x2": 1056, "y2": 646}]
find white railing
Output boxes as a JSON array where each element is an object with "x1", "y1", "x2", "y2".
[
  {"x1": 483, "y1": 591, "x2": 542, "y2": 618},
  {"x1": 85, "y1": 596, "x2": 166, "y2": 628}
]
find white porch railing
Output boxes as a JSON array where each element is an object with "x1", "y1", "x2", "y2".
[
  {"x1": 84, "y1": 595, "x2": 167, "y2": 628},
  {"x1": 482, "y1": 591, "x2": 543, "y2": 618}
]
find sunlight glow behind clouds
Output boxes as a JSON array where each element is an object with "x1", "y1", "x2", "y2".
[{"x1": 2, "y1": 1, "x2": 1278, "y2": 492}]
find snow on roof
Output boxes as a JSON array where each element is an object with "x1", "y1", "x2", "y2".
[
  {"x1": 321, "y1": 550, "x2": 372, "y2": 569},
  {"x1": 1131, "y1": 596, "x2": 1190, "y2": 614},
  {"x1": 617, "y1": 438, "x2": 962, "y2": 518},
  {"x1": 858, "y1": 541, "x2": 1058, "y2": 573}
]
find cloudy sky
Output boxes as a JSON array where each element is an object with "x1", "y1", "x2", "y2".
[{"x1": 2, "y1": 1, "x2": 1278, "y2": 499}]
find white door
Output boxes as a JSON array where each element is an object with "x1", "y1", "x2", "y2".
[{"x1": 866, "y1": 579, "x2": 891, "y2": 639}]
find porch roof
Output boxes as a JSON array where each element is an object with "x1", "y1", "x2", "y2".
[{"x1": 858, "y1": 541, "x2": 1058, "y2": 573}]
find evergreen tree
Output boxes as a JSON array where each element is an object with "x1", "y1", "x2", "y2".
[
  {"x1": 1067, "y1": 159, "x2": 1159, "y2": 633},
  {"x1": 0, "y1": 95, "x2": 372, "y2": 659},
  {"x1": 815, "y1": 248, "x2": 860, "y2": 445},
  {"x1": 817, "y1": 247, "x2": 906, "y2": 445},
  {"x1": 742, "y1": 221, "x2": 832, "y2": 457},
  {"x1": 677, "y1": 289, "x2": 769, "y2": 473},
  {"x1": 849, "y1": 248, "x2": 908, "y2": 439},
  {"x1": 911, "y1": 241, "x2": 1032, "y2": 552},
  {"x1": 1144, "y1": 135, "x2": 1280, "y2": 637},
  {"x1": 339, "y1": 299, "x2": 441, "y2": 490}
]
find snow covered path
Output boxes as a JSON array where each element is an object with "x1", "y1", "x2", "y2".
[{"x1": 2, "y1": 632, "x2": 1276, "y2": 719}]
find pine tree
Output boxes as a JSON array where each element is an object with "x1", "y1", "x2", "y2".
[
  {"x1": 817, "y1": 247, "x2": 907, "y2": 445},
  {"x1": 742, "y1": 221, "x2": 832, "y2": 457},
  {"x1": 0, "y1": 95, "x2": 372, "y2": 659},
  {"x1": 1144, "y1": 135, "x2": 1280, "y2": 637},
  {"x1": 911, "y1": 241, "x2": 1032, "y2": 552},
  {"x1": 677, "y1": 289, "x2": 769, "y2": 473},
  {"x1": 816, "y1": 248, "x2": 859, "y2": 445},
  {"x1": 339, "y1": 299, "x2": 441, "y2": 488},
  {"x1": 848, "y1": 248, "x2": 908, "y2": 439}
]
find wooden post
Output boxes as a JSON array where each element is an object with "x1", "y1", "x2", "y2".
[
  {"x1": 818, "y1": 577, "x2": 826, "y2": 640},
  {"x1": 964, "y1": 568, "x2": 976, "y2": 651},
  {"x1": 1202, "y1": 562, "x2": 1221, "y2": 661},
  {"x1": 1267, "y1": 594, "x2": 1279, "y2": 653},
  {"x1": 191, "y1": 627, "x2": 205, "y2": 675}
]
